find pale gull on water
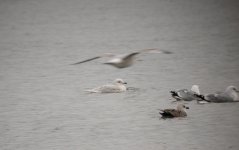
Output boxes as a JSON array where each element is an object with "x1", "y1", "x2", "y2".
[
  {"x1": 72, "y1": 48, "x2": 172, "y2": 68},
  {"x1": 170, "y1": 85, "x2": 201, "y2": 101},
  {"x1": 85, "y1": 78, "x2": 127, "y2": 93},
  {"x1": 195, "y1": 85, "x2": 239, "y2": 103},
  {"x1": 159, "y1": 103, "x2": 189, "y2": 118}
]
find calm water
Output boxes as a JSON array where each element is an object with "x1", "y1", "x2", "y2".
[{"x1": 0, "y1": 0, "x2": 239, "y2": 149}]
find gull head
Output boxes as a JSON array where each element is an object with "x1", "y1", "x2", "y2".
[
  {"x1": 191, "y1": 85, "x2": 200, "y2": 95},
  {"x1": 225, "y1": 86, "x2": 239, "y2": 101},
  {"x1": 226, "y1": 86, "x2": 239, "y2": 93},
  {"x1": 114, "y1": 78, "x2": 127, "y2": 85},
  {"x1": 177, "y1": 103, "x2": 189, "y2": 110}
]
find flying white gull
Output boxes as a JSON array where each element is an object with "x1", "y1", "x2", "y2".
[
  {"x1": 85, "y1": 78, "x2": 127, "y2": 93},
  {"x1": 159, "y1": 103, "x2": 189, "y2": 118},
  {"x1": 72, "y1": 48, "x2": 172, "y2": 68},
  {"x1": 170, "y1": 85, "x2": 201, "y2": 101},
  {"x1": 195, "y1": 85, "x2": 239, "y2": 103}
]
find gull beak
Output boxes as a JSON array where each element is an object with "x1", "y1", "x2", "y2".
[
  {"x1": 124, "y1": 82, "x2": 127, "y2": 84},
  {"x1": 185, "y1": 106, "x2": 189, "y2": 109}
]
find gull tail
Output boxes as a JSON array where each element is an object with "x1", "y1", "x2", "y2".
[
  {"x1": 170, "y1": 91, "x2": 183, "y2": 101},
  {"x1": 194, "y1": 94, "x2": 211, "y2": 103}
]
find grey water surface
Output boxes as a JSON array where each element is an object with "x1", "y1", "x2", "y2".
[{"x1": 0, "y1": 0, "x2": 239, "y2": 150}]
